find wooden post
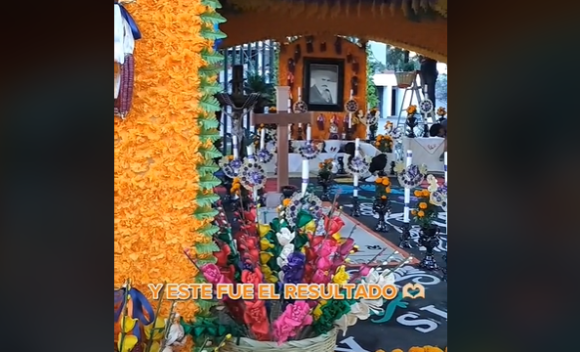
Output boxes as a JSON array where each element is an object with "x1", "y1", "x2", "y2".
[{"x1": 252, "y1": 86, "x2": 313, "y2": 191}]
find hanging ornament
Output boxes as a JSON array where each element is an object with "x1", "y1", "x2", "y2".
[
  {"x1": 298, "y1": 141, "x2": 320, "y2": 160},
  {"x1": 239, "y1": 160, "x2": 267, "y2": 191},
  {"x1": 396, "y1": 164, "x2": 428, "y2": 188},
  {"x1": 346, "y1": 155, "x2": 370, "y2": 176}
]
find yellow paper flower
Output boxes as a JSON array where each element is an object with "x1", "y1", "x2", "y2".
[
  {"x1": 414, "y1": 190, "x2": 422, "y2": 197},
  {"x1": 419, "y1": 202, "x2": 427, "y2": 209},
  {"x1": 390, "y1": 349, "x2": 403, "y2": 352},
  {"x1": 260, "y1": 238, "x2": 274, "y2": 250},
  {"x1": 422, "y1": 190, "x2": 430, "y2": 197},
  {"x1": 333, "y1": 265, "x2": 350, "y2": 285},
  {"x1": 261, "y1": 265, "x2": 279, "y2": 283},
  {"x1": 258, "y1": 224, "x2": 271, "y2": 238},
  {"x1": 332, "y1": 232, "x2": 341, "y2": 241},
  {"x1": 260, "y1": 251, "x2": 273, "y2": 264},
  {"x1": 117, "y1": 334, "x2": 138, "y2": 352},
  {"x1": 150, "y1": 341, "x2": 161, "y2": 352},
  {"x1": 313, "y1": 299, "x2": 328, "y2": 320},
  {"x1": 408, "y1": 348, "x2": 425, "y2": 352},
  {"x1": 144, "y1": 317, "x2": 165, "y2": 341},
  {"x1": 423, "y1": 347, "x2": 444, "y2": 352},
  {"x1": 304, "y1": 220, "x2": 317, "y2": 234},
  {"x1": 417, "y1": 210, "x2": 425, "y2": 217},
  {"x1": 406, "y1": 105, "x2": 417, "y2": 115},
  {"x1": 120, "y1": 316, "x2": 138, "y2": 333}
]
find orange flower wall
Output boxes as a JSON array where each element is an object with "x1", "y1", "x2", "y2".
[
  {"x1": 278, "y1": 35, "x2": 367, "y2": 140},
  {"x1": 114, "y1": 0, "x2": 211, "y2": 319}
]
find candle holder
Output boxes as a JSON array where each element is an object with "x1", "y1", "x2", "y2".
[
  {"x1": 336, "y1": 156, "x2": 347, "y2": 175},
  {"x1": 406, "y1": 116, "x2": 418, "y2": 138},
  {"x1": 389, "y1": 161, "x2": 396, "y2": 175},
  {"x1": 317, "y1": 175, "x2": 333, "y2": 201},
  {"x1": 296, "y1": 126, "x2": 304, "y2": 140},
  {"x1": 418, "y1": 226, "x2": 440, "y2": 270},
  {"x1": 399, "y1": 222, "x2": 413, "y2": 248},
  {"x1": 350, "y1": 191, "x2": 361, "y2": 217},
  {"x1": 345, "y1": 126, "x2": 354, "y2": 140},
  {"x1": 372, "y1": 198, "x2": 390, "y2": 232},
  {"x1": 422, "y1": 122, "x2": 430, "y2": 137}
]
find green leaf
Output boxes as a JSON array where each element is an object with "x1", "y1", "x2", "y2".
[
  {"x1": 195, "y1": 242, "x2": 220, "y2": 254},
  {"x1": 197, "y1": 163, "x2": 219, "y2": 176},
  {"x1": 196, "y1": 193, "x2": 220, "y2": 208},
  {"x1": 200, "y1": 27, "x2": 228, "y2": 41},
  {"x1": 198, "y1": 224, "x2": 220, "y2": 237},
  {"x1": 199, "y1": 145, "x2": 223, "y2": 159},
  {"x1": 198, "y1": 65, "x2": 221, "y2": 79},
  {"x1": 198, "y1": 128, "x2": 221, "y2": 144},
  {"x1": 198, "y1": 116, "x2": 220, "y2": 130},
  {"x1": 199, "y1": 95, "x2": 221, "y2": 113},
  {"x1": 200, "y1": 77, "x2": 223, "y2": 95},
  {"x1": 201, "y1": 0, "x2": 222, "y2": 9},
  {"x1": 196, "y1": 257, "x2": 217, "y2": 265},
  {"x1": 200, "y1": 48, "x2": 225, "y2": 65},
  {"x1": 196, "y1": 299, "x2": 218, "y2": 311},
  {"x1": 193, "y1": 206, "x2": 219, "y2": 221},
  {"x1": 199, "y1": 174, "x2": 222, "y2": 190},
  {"x1": 199, "y1": 11, "x2": 227, "y2": 25}
]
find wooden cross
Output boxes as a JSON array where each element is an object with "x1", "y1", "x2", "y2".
[{"x1": 252, "y1": 110, "x2": 313, "y2": 191}]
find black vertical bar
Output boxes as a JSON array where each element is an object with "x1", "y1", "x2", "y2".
[{"x1": 222, "y1": 48, "x2": 228, "y2": 92}]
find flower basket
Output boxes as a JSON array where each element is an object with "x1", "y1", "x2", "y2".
[
  {"x1": 222, "y1": 329, "x2": 337, "y2": 352},
  {"x1": 394, "y1": 71, "x2": 417, "y2": 88}
]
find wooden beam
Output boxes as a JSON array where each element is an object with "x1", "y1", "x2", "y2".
[{"x1": 251, "y1": 111, "x2": 314, "y2": 125}]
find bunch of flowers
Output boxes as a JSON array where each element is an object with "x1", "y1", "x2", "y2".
[
  {"x1": 230, "y1": 177, "x2": 242, "y2": 197},
  {"x1": 191, "y1": 192, "x2": 381, "y2": 345},
  {"x1": 406, "y1": 105, "x2": 418, "y2": 118},
  {"x1": 374, "y1": 135, "x2": 394, "y2": 153},
  {"x1": 318, "y1": 159, "x2": 334, "y2": 181},
  {"x1": 411, "y1": 189, "x2": 439, "y2": 228},
  {"x1": 436, "y1": 107, "x2": 446, "y2": 118},
  {"x1": 374, "y1": 177, "x2": 392, "y2": 200},
  {"x1": 379, "y1": 346, "x2": 446, "y2": 352}
]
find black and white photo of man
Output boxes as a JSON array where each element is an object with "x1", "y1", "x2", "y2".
[{"x1": 309, "y1": 64, "x2": 338, "y2": 105}]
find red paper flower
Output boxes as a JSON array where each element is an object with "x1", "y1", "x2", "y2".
[
  {"x1": 325, "y1": 216, "x2": 345, "y2": 235},
  {"x1": 243, "y1": 300, "x2": 270, "y2": 340},
  {"x1": 242, "y1": 267, "x2": 264, "y2": 293}
]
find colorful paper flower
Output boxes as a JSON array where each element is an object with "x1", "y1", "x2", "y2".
[
  {"x1": 280, "y1": 252, "x2": 306, "y2": 284},
  {"x1": 243, "y1": 300, "x2": 270, "y2": 340},
  {"x1": 272, "y1": 301, "x2": 313, "y2": 345}
]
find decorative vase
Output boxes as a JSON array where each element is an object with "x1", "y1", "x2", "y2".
[
  {"x1": 406, "y1": 116, "x2": 417, "y2": 138},
  {"x1": 317, "y1": 176, "x2": 333, "y2": 201},
  {"x1": 372, "y1": 198, "x2": 390, "y2": 232},
  {"x1": 336, "y1": 156, "x2": 346, "y2": 175},
  {"x1": 281, "y1": 185, "x2": 296, "y2": 198},
  {"x1": 419, "y1": 226, "x2": 440, "y2": 270},
  {"x1": 369, "y1": 126, "x2": 377, "y2": 142},
  {"x1": 394, "y1": 71, "x2": 417, "y2": 88}
]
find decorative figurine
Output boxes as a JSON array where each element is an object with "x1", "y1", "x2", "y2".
[
  {"x1": 316, "y1": 113, "x2": 325, "y2": 131},
  {"x1": 329, "y1": 114, "x2": 340, "y2": 140}
]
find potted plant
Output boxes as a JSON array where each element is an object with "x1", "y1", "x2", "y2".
[
  {"x1": 405, "y1": 105, "x2": 419, "y2": 138},
  {"x1": 372, "y1": 177, "x2": 392, "y2": 232},
  {"x1": 374, "y1": 134, "x2": 393, "y2": 153},
  {"x1": 244, "y1": 71, "x2": 275, "y2": 114},
  {"x1": 411, "y1": 189, "x2": 440, "y2": 270},
  {"x1": 394, "y1": 61, "x2": 418, "y2": 88},
  {"x1": 317, "y1": 159, "x2": 334, "y2": 201}
]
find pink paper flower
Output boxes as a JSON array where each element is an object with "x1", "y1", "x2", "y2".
[
  {"x1": 272, "y1": 301, "x2": 313, "y2": 345},
  {"x1": 201, "y1": 263, "x2": 228, "y2": 284}
]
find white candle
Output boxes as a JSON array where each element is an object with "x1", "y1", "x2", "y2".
[
  {"x1": 288, "y1": 98, "x2": 292, "y2": 112},
  {"x1": 349, "y1": 89, "x2": 353, "y2": 98},
  {"x1": 424, "y1": 84, "x2": 428, "y2": 93},
  {"x1": 232, "y1": 135, "x2": 239, "y2": 159},
  {"x1": 355, "y1": 138, "x2": 360, "y2": 157},
  {"x1": 306, "y1": 125, "x2": 312, "y2": 141},
  {"x1": 403, "y1": 150, "x2": 412, "y2": 223},
  {"x1": 301, "y1": 159, "x2": 309, "y2": 195},
  {"x1": 444, "y1": 152, "x2": 447, "y2": 184},
  {"x1": 353, "y1": 138, "x2": 361, "y2": 198},
  {"x1": 260, "y1": 128, "x2": 265, "y2": 149},
  {"x1": 298, "y1": 87, "x2": 302, "y2": 98},
  {"x1": 348, "y1": 113, "x2": 353, "y2": 128},
  {"x1": 246, "y1": 145, "x2": 254, "y2": 158},
  {"x1": 298, "y1": 123, "x2": 302, "y2": 127}
]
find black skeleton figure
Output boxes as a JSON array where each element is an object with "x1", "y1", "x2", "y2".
[{"x1": 217, "y1": 93, "x2": 260, "y2": 159}]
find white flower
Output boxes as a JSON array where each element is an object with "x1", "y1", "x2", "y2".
[
  {"x1": 335, "y1": 301, "x2": 370, "y2": 335},
  {"x1": 276, "y1": 228, "x2": 295, "y2": 246},
  {"x1": 276, "y1": 243, "x2": 295, "y2": 267},
  {"x1": 426, "y1": 174, "x2": 439, "y2": 193}
]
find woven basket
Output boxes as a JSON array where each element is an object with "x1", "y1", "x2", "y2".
[
  {"x1": 221, "y1": 329, "x2": 337, "y2": 352},
  {"x1": 394, "y1": 71, "x2": 417, "y2": 88}
]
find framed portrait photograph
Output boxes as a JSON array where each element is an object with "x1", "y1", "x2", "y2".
[{"x1": 303, "y1": 57, "x2": 345, "y2": 112}]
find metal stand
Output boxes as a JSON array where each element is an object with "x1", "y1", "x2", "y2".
[
  {"x1": 336, "y1": 156, "x2": 346, "y2": 175},
  {"x1": 351, "y1": 195, "x2": 361, "y2": 217},
  {"x1": 399, "y1": 222, "x2": 413, "y2": 248},
  {"x1": 395, "y1": 73, "x2": 425, "y2": 130}
]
